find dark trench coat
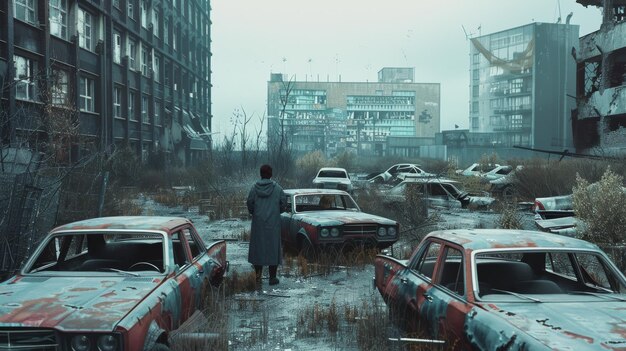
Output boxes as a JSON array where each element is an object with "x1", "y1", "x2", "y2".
[{"x1": 246, "y1": 179, "x2": 287, "y2": 266}]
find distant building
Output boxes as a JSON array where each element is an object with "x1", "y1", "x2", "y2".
[
  {"x1": 469, "y1": 22, "x2": 579, "y2": 149},
  {"x1": 0, "y1": 0, "x2": 212, "y2": 166},
  {"x1": 574, "y1": 0, "x2": 626, "y2": 154},
  {"x1": 267, "y1": 68, "x2": 440, "y2": 157}
]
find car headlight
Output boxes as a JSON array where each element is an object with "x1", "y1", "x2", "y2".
[
  {"x1": 320, "y1": 228, "x2": 329, "y2": 237},
  {"x1": 388, "y1": 227, "x2": 397, "y2": 237},
  {"x1": 97, "y1": 335, "x2": 118, "y2": 351},
  {"x1": 71, "y1": 335, "x2": 91, "y2": 351},
  {"x1": 330, "y1": 228, "x2": 340, "y2": 237},
  {"x1": 378, "y1": 227, "x2": 387, "y2": 237}
]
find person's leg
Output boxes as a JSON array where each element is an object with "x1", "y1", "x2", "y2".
[
  {"x1": 269, "y1": 265, "x2": 279, "y2": 285},
  {"x1": 254, "y1": 265, "x2": 263, "y2": 284}
]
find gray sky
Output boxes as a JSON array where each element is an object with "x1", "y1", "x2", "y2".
[{"x1": 210, "y1": 0, "x2": 603, "y2": 143}]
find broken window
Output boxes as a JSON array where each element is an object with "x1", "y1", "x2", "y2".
[{"x1": 411, "y1": 241, "x2": 441, "y2": 280}]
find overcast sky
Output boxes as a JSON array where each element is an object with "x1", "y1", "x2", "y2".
[{"x1": 210, "y1": 0, "x2": 603, "y2": 142}]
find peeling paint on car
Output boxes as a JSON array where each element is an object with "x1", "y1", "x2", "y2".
[
  {"x1": 0, "y1": 216, "x2": 227, "y2": 351},
  {"x1": 375, "y1": 229, "x2": 626, "y2": 351}
]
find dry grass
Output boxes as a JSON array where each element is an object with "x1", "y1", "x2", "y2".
[
  {"x1": 282, "y1": 245, "x2": 380, "y2": 278},
  {"x1": 224, "y1": 270, "x2": 258, "y2": 295}
]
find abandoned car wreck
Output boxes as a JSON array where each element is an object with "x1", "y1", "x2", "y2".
[
  {"x1": 374, "y1": 229, "x2": 626, "y2": 350},
  {"x1": 0, "y1": 216, "x2": 227, "y2": 351}
]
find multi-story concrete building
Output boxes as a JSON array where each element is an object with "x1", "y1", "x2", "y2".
[
  {"x1": 574, "y1": 0, "x2": 626, "y2": 154},
  {"x1": 267, "y1": 68, "x2": 440, "y2": 157},
  {"x1": 0, "y1": 0, "x2": 212, "y2": 165},
  {"x1": 469, "y1": 22, "x2": 579, "y2": 149}
]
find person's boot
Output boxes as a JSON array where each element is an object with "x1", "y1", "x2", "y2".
[{"x1": 269, "y1": 265, "x2": 279, "y2": 285}]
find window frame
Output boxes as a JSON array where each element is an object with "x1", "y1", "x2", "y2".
[
  {"x1": 113, "y1": 31, "x2": 122, "y2": 64},
  {"x1": 51, "y1": 69, "x2": 69, "y2": 106},
  {"x1": 14, "y1": 55, "x2": 38, "y2": 101},
  {"x1": 14, "y1": 0, "x2": 37, "y2": 25},
  {"x1": 113, "y1": 87, "x2": 123, "y2": 118},
  {"x1": 49, "y1": 0, "x2": 68, "y2": 39},
  {"x1": 78, "y1": 8, "x2": 94, "y2": 51},
  {"x1": 128, "y1": 90, "x2": 137, "y2": 121},
  {"x1": 79, "y1": 77, "x2": 95, "y2": 112}
]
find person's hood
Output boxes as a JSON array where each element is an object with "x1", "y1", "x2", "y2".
[{"x1": 254, "y1": 179, "x2": 276, "y2": 198}]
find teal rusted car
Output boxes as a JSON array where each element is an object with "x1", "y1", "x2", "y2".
[
  {"x1": 0, "y1": 216, "x2": 227, "y2": 351},
  {"x1": 281, "y1": 189, "x2": 399, "y2": 258},
  {"x1": 374, "y1": 229, "x2": 626, "y2": 350}
]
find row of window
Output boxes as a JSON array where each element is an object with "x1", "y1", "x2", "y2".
[
  {"x1": 113, "y1": 87, "x2": 162, "y2": 125},
  {"x1": 16, "y1": 1, "x2": 210, "y2": 71},
  {"x1": 14, "y1": 54, "x2": 162, "y2": 125}
]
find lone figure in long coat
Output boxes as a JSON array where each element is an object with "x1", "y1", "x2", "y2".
[{"x1": 247, "y1": 164, "x2": 287, "y2": 286}]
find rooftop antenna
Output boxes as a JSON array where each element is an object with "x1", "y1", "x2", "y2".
[{"x1": 556, "y1": 0, "x2": 562, "y2": 23}]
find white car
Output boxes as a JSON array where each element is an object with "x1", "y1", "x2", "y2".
[
  {"x1": 368, "y1": 163, "x2": 434, "y2": 183},
  {"x1": 456, "y1": 163, "x2": 501, "y2": 177},
  {"x1": 312, "y1": 167, "x2": 353, "y2": 193},
  {"x1": 382, "y1": 178, "x2": 495, "y2": 209}
]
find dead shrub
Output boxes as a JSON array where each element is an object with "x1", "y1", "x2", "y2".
[
  {"x1": 513, "y1": 159, "x2": 618, "y2": 200},
  {"x1": 224, "y1": 270, "x2": 258, "y2": 295},
  {"x1": 496, "y1": 202, "x2": 523, "y2": 229},
  {"x1": 572, "y1": 167, "x2": 626, "y2": 244},
  {"x1": 294, "y1": 150, "x2": 327, "y2": 187}
]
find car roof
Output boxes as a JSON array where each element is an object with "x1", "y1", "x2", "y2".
[
  {"x1": 426, "y1": 229, "x2": 599, "y2": 251},
  {"x1": 317, "y1": 167, "x2": 347, "y2": 172},
  {"x1": 285, "y1": 188, "x2": 349, "y2": 196},
  {"x1": 51, "y1": 216, "x2": 192, "y2": 234},
  {"x1": 399, "y1": 177, "x2": 458, "y2": 184}
]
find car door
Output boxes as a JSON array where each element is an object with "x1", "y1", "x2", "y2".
[
  {"x1": 389, "y1": 240, "x2": 442, "y2": 332},
  {"x1": 183, "y1": 226, "x2": 215, "y2": 310},
  {"x1": 170, "y1": 228, "x2": 195, "y2": 326},
  {"x1": 418, "y1": 245, "x2": 472, "y2": 344}
]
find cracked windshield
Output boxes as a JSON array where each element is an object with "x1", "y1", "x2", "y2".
[{"x1": 3, "y1": 0, "x2": 626, "y2": 350}]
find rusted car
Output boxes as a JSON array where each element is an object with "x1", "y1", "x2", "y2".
[
  {"x1": 374, "y1": 229, "x2": 626, "y2": 350},
  {"x1": 0, "y1": 216, "x2": 227, "y2": 351},
  {"x1": 281, "y1": 189, "x2": 398, "y2": 257}
]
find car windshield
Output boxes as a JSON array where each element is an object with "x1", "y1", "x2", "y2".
[
  {"x1": 475, "y1": 250, "x2": 626, "y2": 300},
  {"x1": 318, "y1": 170, "x2": 348, "y2": 178},
  {"x1": 27, "y1": 232, "x2": 166, "y2": 275},
  {"x1": 294, "y1": 194, "x2": 359, "y2": 212}
]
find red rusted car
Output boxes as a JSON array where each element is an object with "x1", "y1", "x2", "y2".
[
  {"x1": 374, "y1": 229, "x2": 626, "y2": 350},
  {"x1": 281, "y1": 189, "x2": 399, "y2": 258},
  {"x1": 0, "y1": 216, "x2": 227, "y2": 351}
]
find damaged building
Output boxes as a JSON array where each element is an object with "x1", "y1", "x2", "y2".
[
  {"x1": 0, "y1": 0, "x2": 212, "y2": 166},
  {"x1": 468, "y1": 22, "x2": 579, "y2": 150},
  {"x1": 574, "y1": 0, "x2": 626, "y2": 154},
  {"x1": 266, "y1": 68, "x2": 441, "y2": 157}
]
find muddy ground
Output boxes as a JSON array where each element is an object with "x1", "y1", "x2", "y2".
[{"x1": 137, "y1": 195, "x2": 536, "y2": 350}]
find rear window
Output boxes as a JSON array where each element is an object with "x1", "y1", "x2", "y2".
[{"x1": 318, "y1": 170, "x2": 347, "y2": 178}]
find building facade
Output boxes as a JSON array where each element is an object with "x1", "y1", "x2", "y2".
[
  {"x1": 469, "y1": 22, "x2": 579, "y2": 149},
  {"x1": 574, "y1": 0, "x2": 626, "y2": 154},
  {"x1": 0, "y1": 0, "x2": 212, "y2": 166},
  {"x1": 267, "y1": 68, "x2": 440, "y2": 157}
]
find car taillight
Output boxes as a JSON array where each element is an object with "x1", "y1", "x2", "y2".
[{"x1": 534, "y1": 200, "x2": 545, "y2": 211}]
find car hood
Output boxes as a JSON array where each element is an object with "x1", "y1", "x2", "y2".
[
  {"x1": 475, "y1": 300, "x2": 626, "y2": 349},
  {"x1": 0, "y1": 275, "x2": 161, "y2": 331},
  {"x1": 294, "y1": 210, "x2": 396, "y2": 226}
]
